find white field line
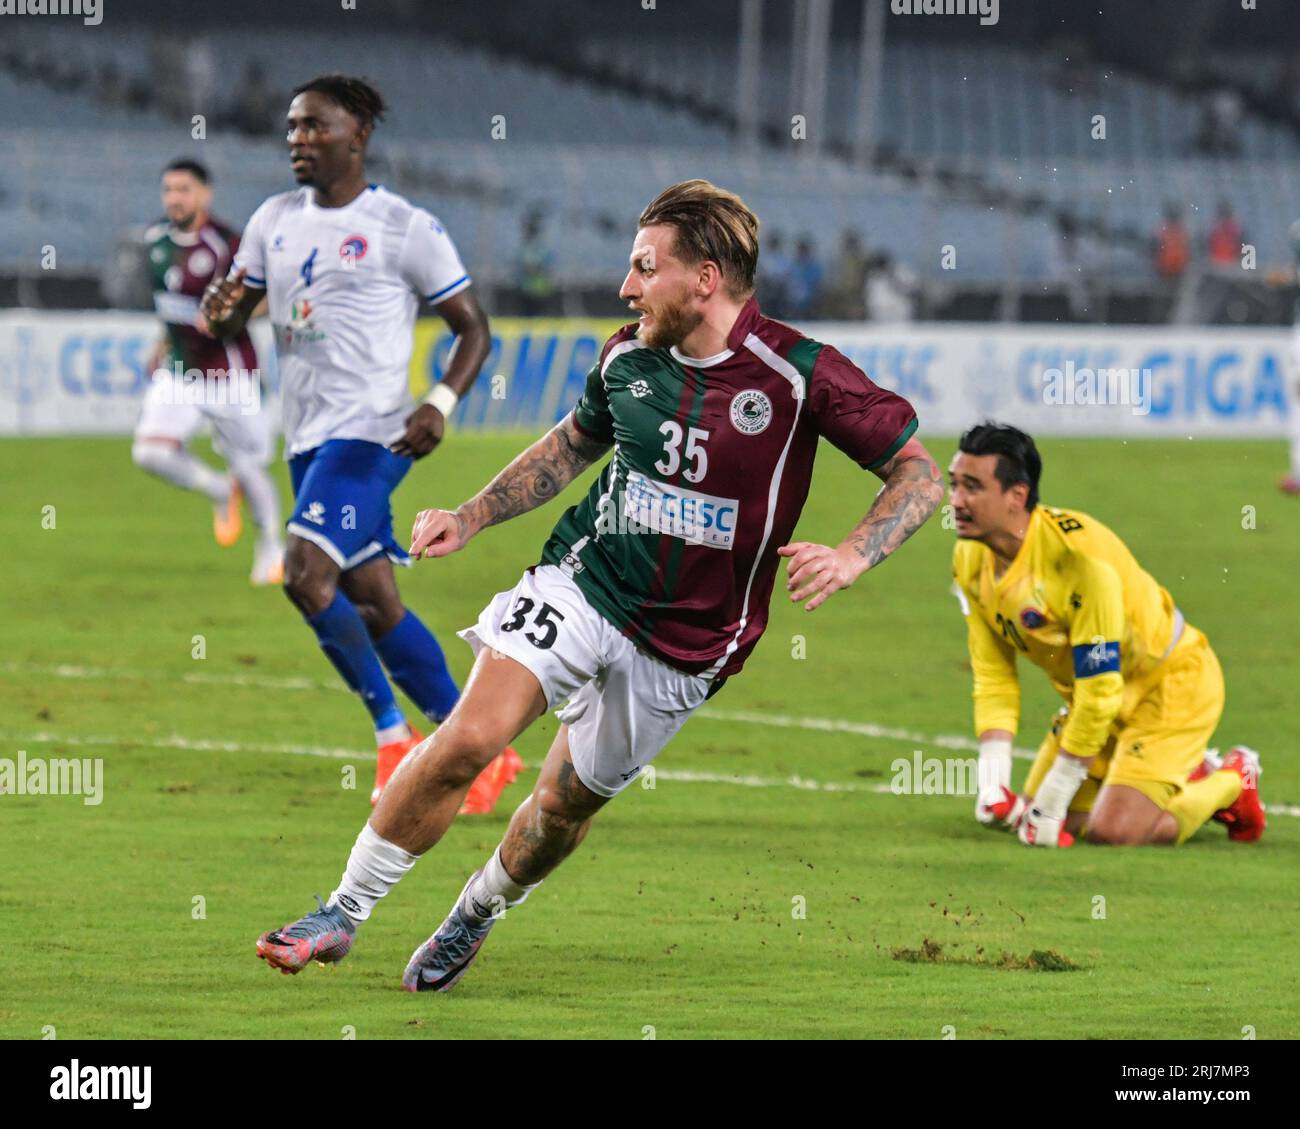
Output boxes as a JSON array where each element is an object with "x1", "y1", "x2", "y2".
[
  {"x1": 0, "y1": 730, "x2": 894, "y2": 795},
  {"x1": 3, "y1": 661, "x2": 1297, "y2": 816},
  {"x1": 3, "y1": 660, "x2": 1025, "y2": 751}
]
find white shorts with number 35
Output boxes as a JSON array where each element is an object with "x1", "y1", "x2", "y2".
[{"x1": 458, "y1": 564, "x2": 714, "y2": 798}]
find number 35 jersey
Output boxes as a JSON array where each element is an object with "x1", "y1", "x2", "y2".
[{"x1": 540, "y1": 297, "x2": 918, "y2": 679}]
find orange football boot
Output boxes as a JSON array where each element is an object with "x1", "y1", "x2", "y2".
[
  {"x1": 459, "y1": 747, "x2": 524, "y2": 815},
  {"x1": 214, "y1": 479, "x2": 244, "y2": 546},
  {"x1": 372, "y1": 725, "x2": 424, "y2": 807}
]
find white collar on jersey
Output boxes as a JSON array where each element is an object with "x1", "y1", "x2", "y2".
[
  {"x1": 669, "y1": 344, "x2": 734, "y2": 368},
  {"x1": 166, "y1": 225, "x2": 203, "y2": 246},
  {"x1": 303, "y1": 183, "x2": 380, "y2": 213}
]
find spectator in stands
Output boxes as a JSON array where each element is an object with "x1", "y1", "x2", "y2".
[
  {"x1": 1207, "y1": 200, "x2": 1245, "y2": 270},
  {"x1": 1270, "y1": 56, "x2": 1300, "y2": 119},
  {"x1": 1046, "y1": 214, "x2": 1093, "y2": 321},
  {"x1": 1153, "y1": 204, "x2": 1190, "y2": 280},
  {"x1": 236, "y1": 62, "x2": 278, "y2": 136},
  {"x1": 864, "y1": 252, "x2": 917, "y2": 323},
  {"x1": 151, "y1": 31, "x2": 186, "y2": 120},
  {"x1": 183, "y1": 34, "x2": 217, "y2": 121},
  {"x1": 517, "y1": 210, "x2": 557, "y2": 316},
  {"x1": 785, "y1": 236, "x2": 823, "y2": 320},
  {"x1": 827, "y1": 230, "x2": 869, "y2": 320},
  {"x1": 1193, "y1": 89, "x2": 1244, "y2": 157},
  {"x1": 759, "y1": 231, "x2": 792, "y2": 318}
]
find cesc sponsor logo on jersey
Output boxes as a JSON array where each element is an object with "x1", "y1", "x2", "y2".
[{"x1": 603, "y1": 470, "x2": 739, "y2": 550}]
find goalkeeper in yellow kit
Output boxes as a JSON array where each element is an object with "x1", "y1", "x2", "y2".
[{"x1": 949, "y1": 423, "x2": 1266, "y2": 847}]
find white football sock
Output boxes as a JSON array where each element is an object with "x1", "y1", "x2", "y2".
[
  {"x1": 329, "y1": 822, "x2": 418, "y2": 925},
  {"x1": 460, "y1": 846, "x2": 540, "y2": 922},
  {"x1": 132, "y1": 441, "x2": 229, "y2": 503},
  {"x1": 375, "y1": 720, "x2": 410, "y2": 747},
  {"x1": 229, "y1": 457, "x2": 283, "y2": 544}
]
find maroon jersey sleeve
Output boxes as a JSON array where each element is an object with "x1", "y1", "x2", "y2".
[
  {"x1": 212, "y1": 219, "x2": 240, "y2": 275},
  {"x1": 807, "y1": 344, "x2": 918, "y2": 471}
]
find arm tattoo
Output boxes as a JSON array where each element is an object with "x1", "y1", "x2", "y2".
[
  {"x1": 459, "y1": 416, "x2": 611, "y2": 534},
  {"x1": 846, "y1": 456, "x2": 943, "y2": 571}
]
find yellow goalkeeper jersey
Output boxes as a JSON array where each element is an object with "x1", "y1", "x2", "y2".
[{"x1": 952, "y1": 505, "x2": 1187, "y2": 760}]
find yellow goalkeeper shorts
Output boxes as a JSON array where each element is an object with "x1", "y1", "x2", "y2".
[{"x1": 1024, "y1": 626, "x2": 1225, "y2": 812}]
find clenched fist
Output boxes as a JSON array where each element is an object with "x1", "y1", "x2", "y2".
[
  {"x1": 200, "y1": 266, "x2": 249, "y2": 335},
  {"x1": 390, "y1": 403, "x2": 445, "y2": 460}
]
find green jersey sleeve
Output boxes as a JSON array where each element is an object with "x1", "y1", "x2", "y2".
[{"x1": 571, "y1": 360, "x2": 614, "y2": 442}]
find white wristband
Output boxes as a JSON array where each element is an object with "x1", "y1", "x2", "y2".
[
  {"x1": 977, "y1": 737, "x2": 1013, "y2": 795},
  {"x1": 423, "y1": 383, "x2": 459, "y2": 419},
  {"x1": 1034, "y1": 755, "x2": 1089, "y2": 821}
]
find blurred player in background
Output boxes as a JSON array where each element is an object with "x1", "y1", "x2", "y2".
[
  {"x1": 949, "y1": 422, "x2": 1265, "y2": 848},
  {"x1": 133, "y1": 158, "x2": 284, "y2": 585},
  {"x1": 201, "y1": 76, "x2": 519, "y2": 811},
  {"x1": 253, "y1": 178, "x2": 944, "y2": 990},
  {"x1": 1281, "y1": 218, "x2": 1300, "y2": 495}
]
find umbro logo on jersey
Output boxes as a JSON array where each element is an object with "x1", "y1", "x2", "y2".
[
  {"x1": 302, "y1": 501, "x2": 326, "y2": 525},
  {"x1": 271, "y1": 235, "x2": 285, "y2": 252},
  {"x1": 627, "y1": 379, "x2": 651, "y2": 399},
  {"x1": 730, "y1": 389, "x2": 772, "y2": 434}
]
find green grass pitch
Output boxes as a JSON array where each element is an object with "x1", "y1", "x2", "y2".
[{"x1": 1, "y1": 433, "x2": 1296, "y2": 1039}]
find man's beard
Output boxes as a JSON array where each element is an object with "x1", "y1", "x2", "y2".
[{"x1": 637, "y1": 291, "x2": 703, "y2": 350}]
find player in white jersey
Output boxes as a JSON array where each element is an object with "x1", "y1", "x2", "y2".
[{"x1": 202, "y1": 76, "x2": 521, "y2": 812}]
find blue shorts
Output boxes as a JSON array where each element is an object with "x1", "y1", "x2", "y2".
[{"x1": 287, "y1": 439, "x2": 413, "y2": 571}]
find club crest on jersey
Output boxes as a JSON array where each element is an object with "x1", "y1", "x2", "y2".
[
  {"x1": 339, "y1": 235, "x2": 368, "y2": 262},
  {"x1": 1020, "y1": 607, "x2": 1046, "y2": 629},
  {"x1": 188, "y1": 248, "x2": 215, "y2": 278},
  {"x1": 729, "y1": 389, "x2": 772, "y2": 435}
]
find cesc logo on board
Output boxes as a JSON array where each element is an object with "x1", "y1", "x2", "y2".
[{"x1": 58, "y1": 333, "x2": 151, "y2": 397}]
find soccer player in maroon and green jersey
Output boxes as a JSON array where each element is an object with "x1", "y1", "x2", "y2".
[
  {"x1": 132, "y1": 158, "x2": 284, "y2": 584},
  {"x1": 256, "y1": 179, "x2": 944, "y2": 990}
]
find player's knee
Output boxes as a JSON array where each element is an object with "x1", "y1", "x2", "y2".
[
  {"x1": 428, "y1": 716, "x2": 508, "y2": 782},
  {"x1": 353, "y1": 597, "x2": 404, "y2": 639},
  {"x1": 532, "y1": 801, "x2": 587, "y2": 844},
  {"x1": 225, "y1": 454, "x2": 267, "y2": 482},
  {"x1": 534, "y1": 770, "x2": 605, "y2": 823},
  {"x1": 131, "y1": 440, "x2": 168, "y2": 472},
  {"x1": 282, "y1": 555, "x2": 337, "y2": 616},
  {"x1": 1085, "y1": 811, "x2": 1143, "y2": 846}
]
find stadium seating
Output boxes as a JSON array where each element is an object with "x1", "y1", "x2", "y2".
[{"x1": 3, "y1": 24, "x2": 1299, "y2": 291}]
